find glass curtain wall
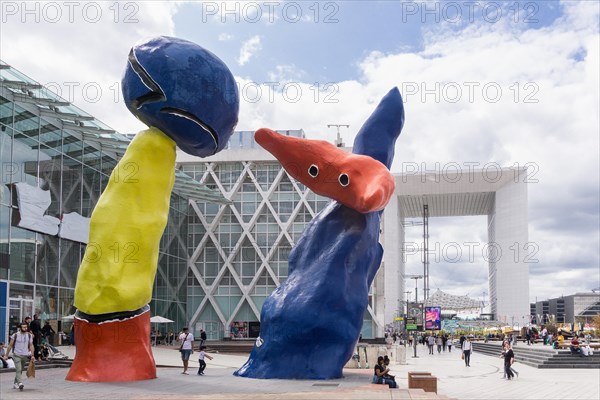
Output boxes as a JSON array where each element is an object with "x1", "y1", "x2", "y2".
[{"x1": 0, "y1": 87, "x2": 188, "y2": 343}]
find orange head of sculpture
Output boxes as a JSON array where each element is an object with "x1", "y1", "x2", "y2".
[{"x1": 254, "y1": 128, "x2": 395, "y2": 213}]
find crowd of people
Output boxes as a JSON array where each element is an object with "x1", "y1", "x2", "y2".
[
  {"x1": 373, "y1": 328, "x2": 598, "y2": 388},
  {"x1": 3, "y1": 316, "x2": 597, "y2": 391},
  {"x1": 151, "y1": 330, "x2": 176, "y2": 345}
]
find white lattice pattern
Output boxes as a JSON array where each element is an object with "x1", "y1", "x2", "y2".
[{"x1": 182, "y1": 159, "x2": 380, "y2": 339}]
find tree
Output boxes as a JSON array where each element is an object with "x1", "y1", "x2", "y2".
[{"x1": 592, "y1": 313, "x2": 600, "y2": 337}]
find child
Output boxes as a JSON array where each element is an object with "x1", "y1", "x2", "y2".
[{"x1": 197, "y1": 346, "x2": 213, "y2": 375}]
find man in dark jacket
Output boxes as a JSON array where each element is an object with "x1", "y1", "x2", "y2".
[
  {"x1": 30, "y1": 315, "x2": 42, "y2": 360},
  {"x1": 504, "y1": 344, "x2": 515, "y2": 380}
]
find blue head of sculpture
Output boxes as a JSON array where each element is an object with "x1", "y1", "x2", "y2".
[{"x1": 122, "y1": 36, "x2": 239, "y2": 157}]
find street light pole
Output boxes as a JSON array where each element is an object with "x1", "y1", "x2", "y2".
[
  {"x1": 326, "y1": 124, "x2": 349, "y2": 147},
  {"x1": 406, "y1": 275, "x2": 423, "y2": 359},
  {"x1": 405, "y1": 291, "x2": 412, "y2": 316},
  {"x1": 404, "y1": 290, "x2": 411, "y2": 342},
  {"x1": 409, "y1": 275, "x2": 423, "y2": 303}
]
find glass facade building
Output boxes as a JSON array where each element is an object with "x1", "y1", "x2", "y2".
[{"x1": 0, "y1": 61, "x2": 223, "y2": 342}]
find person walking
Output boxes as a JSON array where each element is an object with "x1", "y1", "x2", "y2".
[
  {"x1": 3, "y1": 322, "x2": 35, "y2": 390},
  {"x1": 41, "y1": 321, "x2": 55, "y2": 340},
  {"x1": 436, "y1": 336, "x2": 442, "y2": 353},
  {"x1": 462, "y1": 337, "x2": 472, "y2": 367},
  {"x1": 69, "y1": 325, "x2": 75, "y2": 346},
  {"x1": 29, "y1": 315, "x2": 42, "y2": 360},
  {"x1": 541, "y1": 327, "x2": 548, "y2": 345},
  {"x1": 197, "y1": 346, "x2": 213, "y2": 375},
  {"x1": 178, "y1": 327, "x2": 194, "y2": 374},
  {"x1": 500, "y1": 342, "x2": 519, "y2": 379},
  {"x1": 442, "y1": 334, "x2": 448, "y2": 352},
  {"x1": 24, "y1": 316, "x2": 32, "y2": 331},
  {"x1": 199, "y1": 329, "x2": 207, "y2": 347},
  {"x1": 503, "y1": 343, "x2": 516, "y2": 380},
  {"x1": 427, "y1": 334, "x2": 435, "y2": 354},
  {"x1": 448, "y1": 336, "x2": 453, "y2": 353}
]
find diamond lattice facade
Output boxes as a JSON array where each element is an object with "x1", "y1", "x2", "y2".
[{"x1": 178, "y1": 131, "x2": 384, "y2": 340}]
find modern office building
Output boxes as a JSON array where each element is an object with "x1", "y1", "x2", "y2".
[
  {"x1": 531, "y1": 292, "x2": 600, "y2": 325},
  {"x1": 177, "y1": 132, "x2": 385, "y2": 339},
  {"x1": 0, "y1": 61, "x2": 224, "y2": 342},
  {"x1": 387, "y1": 167, "x2": 530, "y2": 327}
]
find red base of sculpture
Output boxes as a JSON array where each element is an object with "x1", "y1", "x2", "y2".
[{"x1": 66, "y1": 310, "x2": 156, "y2": 382}]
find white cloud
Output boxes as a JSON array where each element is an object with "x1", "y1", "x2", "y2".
[
  {"x1": 234, "y1": 1, "x2": 599, "y2": 302},
  {"x1": 0, "y1": 2, "x2": 182, "y2": 134},
  {"x1": 267, "y1": 64, "x2": 306, "y2": 83},
  {"x1": 218, "y1": 33, "x2": 234, "y2": 41},
  {"x1": 237, "y1": 35, "x2": 262, "y2": 66}
]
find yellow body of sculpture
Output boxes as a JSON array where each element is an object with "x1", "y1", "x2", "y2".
[{"x1": 74, "y1": 128, "x2": 175, "y2": 315}]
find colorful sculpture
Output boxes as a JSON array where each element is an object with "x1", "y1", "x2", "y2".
[
  {"x1": 66, "y1": 36, "x2": 239, "y2": 382},
  {"x1": 254, "y1": 129, "x2": 395, "y2": 213},
  {"x1": 235, "y1": 87, "x2": 404, "y2": 379}
]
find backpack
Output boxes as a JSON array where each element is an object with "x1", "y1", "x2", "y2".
[{"x1": 11, "y1": 332, "x2": 32, "y2": 342}]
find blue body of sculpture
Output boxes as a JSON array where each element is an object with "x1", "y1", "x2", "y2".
[
  {"x1": 122, "y1": 36, "x2": 239, "y2": 157},
  {"x1": 235, "y1": 87, "x2": 405, "y2": 379}
]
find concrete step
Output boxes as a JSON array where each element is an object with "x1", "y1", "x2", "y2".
[
  {"x1": 204, "y1": 341, "x2": 254, "y2": 353},
  {"x1": 474, "y1": 342, "x2": 600, "y2": 369},
  {"x1": 539, "y1": 363, "x2": 600, "y2": 369}
]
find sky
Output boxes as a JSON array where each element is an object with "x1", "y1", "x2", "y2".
[{"x1": 1, "y1": 0, "x2": 599, "y2": 305}]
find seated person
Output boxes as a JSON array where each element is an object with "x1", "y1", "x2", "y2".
[
  {"x1": 557, "y1": 333, "x2": 564, "y2": 345},
  {"x1": 40, "y1": 344, "x2": 50, "y2": 361},
  {"x1": 383, "y1": 355, "x2": 395, "y2": 381},
  {"x1": 373, "y1": 356, "x2": 397, "y2": 388},
  {"x1": 0, "y1": 342, "x2": 8, "y2": 368},
  {"x1": 570, "y1": 337, "x2": 581, "y2": 355},
  {"x1": 552, "y1": 338, "x2": 559, "y2": 349}
]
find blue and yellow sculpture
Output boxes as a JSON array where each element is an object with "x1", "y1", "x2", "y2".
[
  {"x1": 235, "y1": 88, "x2": 404, "y2": 379},
  {"x1": 67, "y1": 36, "x2": 239, "y2": 382}
]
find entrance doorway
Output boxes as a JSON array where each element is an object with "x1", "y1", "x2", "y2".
[
  {"x1": 204, "y1": 321, "x2": 223, "y2": 340},
  {"x1": 8, "y1": 297, "x2": 34, "y2": 334}
]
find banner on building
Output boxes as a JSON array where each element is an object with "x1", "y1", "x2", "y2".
[{"x1": 230, "y1": 321, "x2": 248, "y2": 339}]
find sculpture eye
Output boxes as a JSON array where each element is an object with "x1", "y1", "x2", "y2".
[
  {"x1": 308, "y1": 164, "x2": 319, "y2": 178},
  {"x1": 128, "y1": 48, "x2": 165, "y2": 109},
  {"x1": 339, "y1": 173, "x2": 349, "y2": 187}
]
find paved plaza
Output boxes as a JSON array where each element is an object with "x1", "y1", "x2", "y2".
[{"x1": 1, "y1": 344, "x2": 598, "y2": 400}]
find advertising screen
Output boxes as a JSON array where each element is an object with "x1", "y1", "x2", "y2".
[{"x1": 425, "y1": 306, "x2": 441, "y2": 330}]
